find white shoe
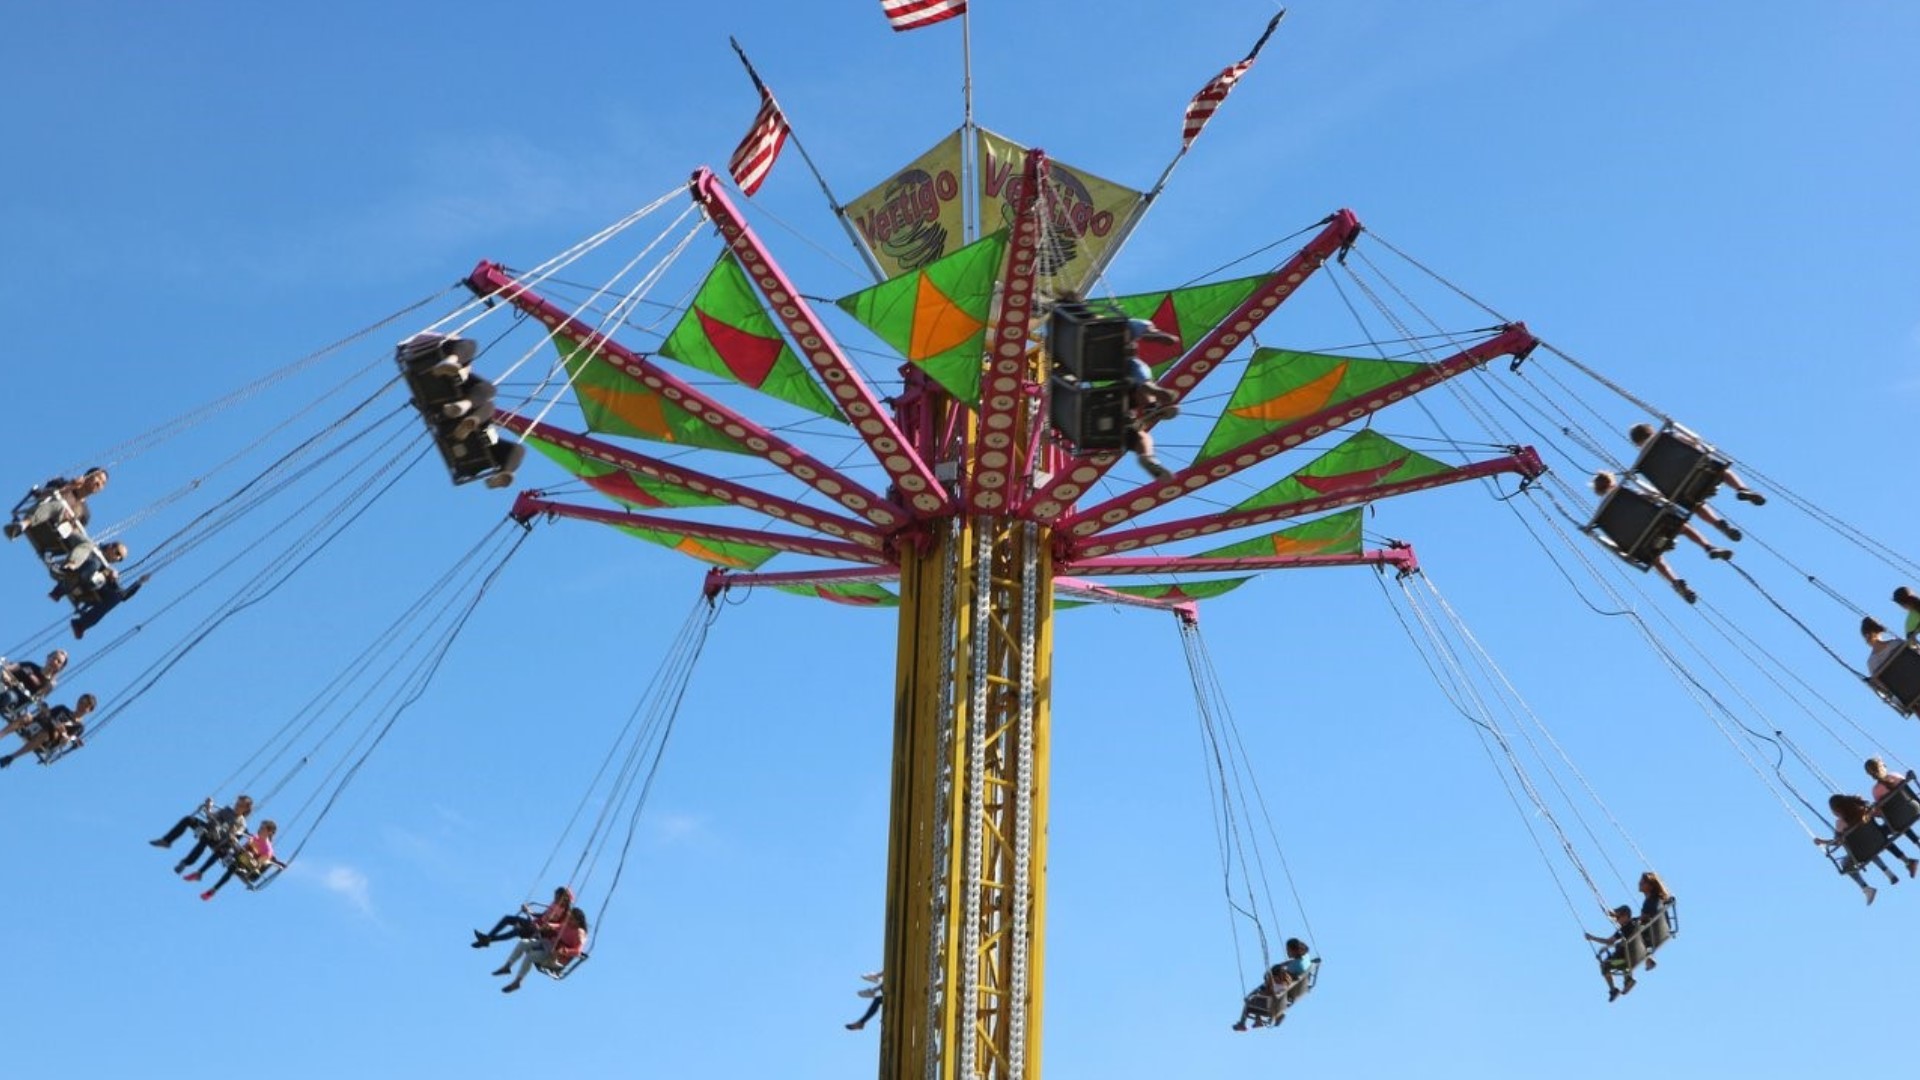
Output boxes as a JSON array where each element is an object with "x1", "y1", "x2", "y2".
[
  {"x1": 442, "y1": 401, "x2": 471, "y2": 419},
  {"x1": 860, "y1": 972, "x2": 882, "y2": 983},
  {"x1": 856, "y1": 987, "x2": 879, "y2": 999}
]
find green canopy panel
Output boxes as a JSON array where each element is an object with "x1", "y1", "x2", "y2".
[
  {"x1": 1234, "y1": 430, "x2": 1451, "y2": 512},
  {"x1": 614, "y1": 524, "x2": 777, "y2": 570},
  {"x1": 525, "y1": 436, "x2": 728, "y2": 511},
  {"x1": 658, "y1": 254, "x2": 843, "y2": 420},
  {"x1": 554, "y1": 338, "x2": 752, "y2": 455},
  {"x1": 1056, "y1": 577, "x2": 1252, "y2": 610},
  {"x1": 773, "y1": 582, "x2": 900, "y2": 607},
  {"x1": 1199, "y1": 349, "x2": 1427, "y2": 460},
  {"x1": 1198, "y1": 507, "x2": 1365, "y2": 559},
  {"x1": 836, "y1": 231, "x2": 1009, "y2": 405},
  {"x1": 1106, "y1": 274, "x2": 1266, "y2": 372}
]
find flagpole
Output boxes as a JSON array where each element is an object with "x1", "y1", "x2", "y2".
[
  {"x1": 1081, "y1": 8, "x2": 1287, "y2": 291},
  {"x1": 729, "y1": 37, "x2": 887, "y2": 281},
  {"x1": 961, "y1": 7, "x2": 978, "y2": 244}
]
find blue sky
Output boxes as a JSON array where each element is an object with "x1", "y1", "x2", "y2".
[{"x1": 3, "y1": 2, "x2": 1917, "y2": 1078}]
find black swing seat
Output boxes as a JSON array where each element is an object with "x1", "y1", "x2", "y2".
[
  {"x1": 0, "y1": 685, "x2": 47, "y2": 725},
  {"x1": 1629, "y1": 422, "x2": 1731, "y2": 509},
  {"x1": 12, "y1": 492, "x2": 95, "y2": 573},
  {"x1": 1865, "y1": 645, "x2": 1920, "y2": 717},
  {"x1": 1586, "y1": 481, "x2": 1690, "y2": 570},
  {"x1": 1596, "y1": 899, "x2": 1678, "y2": 976},
  {"x1": 394, "y1": 335, "x2": 510, "y2": 487},
  {"x1": 1879, "y1": 773, "x2": 1920, "y2": 838},
  {"x1": 50, "y1": 555, "x2": 116, "y2": 609},
  {"x1": 1244, "y1": 957, "x2": 1320, "y2": 1027},
  {"x1": 1827, "y1": 819, "x2": 1897, "y2": 876}
]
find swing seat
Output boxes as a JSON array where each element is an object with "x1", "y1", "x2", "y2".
[
  {"x1": 1586, "y1": 482, "x2": 1690, "y2": 570},
  {"x1": 538, "y1": 952, "x2": 589, "y2": 981},
  {"x1": 50, "y1": 560, "x2": 114, "y2": 608},
  {"x1": 1832, "y1": 821, "x2": 1894, "y2": 874},
  {"x1": 1630, "y1": 423, "x2": 1730, "y2": 509},
  {"x1": 1865, "y1": 646, "x2": 1920, "y2": 717},
  {"x1": 1048, "y1": 373, "x2": 1132, "y2": 454},
  {"x1": 1244, "y1": 958, "x2": 1319, "y2": 1026},
  {"x1": 18, "y1": 509, "x2": 92, "y2": 574},
  {"x1": 1878, "y1": 774, "x2": 1920, "y2": 836},
  {"x1": 1639, "y1": 898, "x2": 1678, "y2": 956},
  {"x1": 396, "y1": 336, "x2": 513, "y2": 487},
  {"x1": 33, "y1": 737, "x2": 81, "y2": 766}
]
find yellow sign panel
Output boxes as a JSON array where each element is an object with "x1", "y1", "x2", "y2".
[
  {"x1": 844, "y1": 130, "x2": 967, "y2": 279},
  {"x1": 976, "y1": 127, "x2": 1143, "y2": 292}
]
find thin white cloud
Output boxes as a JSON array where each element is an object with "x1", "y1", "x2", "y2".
[
  {"x1": 648, "y1": 812, "x2": 706, "y2": 845},
  {"x1": 290, "y1": 859, "x2": 375, "y2": 915}
]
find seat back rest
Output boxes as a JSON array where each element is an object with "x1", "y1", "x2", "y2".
[{"x1": 1842, "y1": 821, "x2": 1891, "y2": 864}]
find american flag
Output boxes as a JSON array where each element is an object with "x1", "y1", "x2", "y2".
[
  {"x1": 881, "y1": 0, "x2": 966, "y2": 32},
  {"x1": 1181, "y1": 10, "x2": 1287, "y2": 150},
  {"x1": 728, "y1": 87, "x2": 789, "y2": 197}
]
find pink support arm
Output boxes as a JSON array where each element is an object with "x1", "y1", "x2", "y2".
[
  {"x1": 1060, "y1": 325, "x2": 1541, "y2": 541},
  {"x1": 466, "y1": 261, "x2": 908, "y2": 533},
  {"x1": 1069, "y1": 447, "x2": 1542, "y2": 558},
  {"x1": 495, "y1": 411, "x2": 884, "y2": 550},
  {"x1": 687, "y1": 169, "x2": 953, "y2": 519}
]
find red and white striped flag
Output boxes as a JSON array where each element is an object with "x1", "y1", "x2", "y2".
[
  {"x1": 1181, "y1": 9, "x2": 1287, "y2": 150},
  {"x1": 728, "y1": 87, "x2": 790, "y2": 196},
  {"x1": 881, "y1": 0, "x2": 966, "y2": 32}
]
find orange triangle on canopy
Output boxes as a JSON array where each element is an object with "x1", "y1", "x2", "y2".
[
  {"x1": 908, "y1": 273, "x2": 985, "y2": 360},
  {"x1": 1228, "y1": 362, "x2": 1348, "y2": 424},
  {"x1": 579, "y1": 382, "x2": 678, "y2": 441},
  {"x1": 1267, "y1": 533, "x2": 1342, "y2": 557},
  {"x1": 674, "y1": 535, "x2": 754, "y2": 568}
]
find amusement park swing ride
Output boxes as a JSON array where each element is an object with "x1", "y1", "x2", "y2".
[{"x1": 6, "y1": 8, "x2": 1920, "y2": 1080}]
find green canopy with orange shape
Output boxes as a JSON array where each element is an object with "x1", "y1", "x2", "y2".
[
  {"x1": 524, "y1": 435, "x2": 726, "y2": 511},
  {"x1": 835, "y1": 231, "x2": 1008, "y2": 405},
  {"x1": 1106, "y1": 274, "x2": 1266, "y2": 372},
  {"x1": 555, "y1": 338, "x2": 751, "y2": 455},
  {"x1": 1198, "y1": 508, "x2": 1364, "y2": 559},
  {"x1": 1234, "y1": 430, "x2": 1452, "y2": 512},
  {"x1": 774, "y1": 582, "x2": 900, "y2": 607},
  {"x1": 1199, "y1": 349, "x2": 1426, "y2": 460},
  {"x1": 1055, "y1": 576, "x2": 1252, "y2": 610},
  {"x1": 658, "y1": 254, "x2": 842, "y2": 420},
  {"x1": 614, "y1": 525, "x2": 777, "y2": 570}
]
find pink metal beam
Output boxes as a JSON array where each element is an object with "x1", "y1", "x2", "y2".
[
  {"x1": 496, "y1": 410, "x2": 885, "y2": 551},
  {"x1": 514, "y1": 495, "x2": 891, "y2": 566},
  {"x1": 466, "y1": 261, "x2": 909, "y2": 534},
  {"x1": 1053, "y1": 576, "x2": 1199, "y2": 621},
  {"x1": 1065, "y1": 546, "x2": 1419, "y2": 577},
  {"x1": 687, "y1": 169, "x2": 954, "y2": 519},
  {"x1": 965, "y1": 149, "x2": 1046, "y2": 514},
  {"x1": 1072, "y1": 447, "x2": 1543, "y2": 558},
  {"x1": 1060, "y1": 324, "x2": 1541, "y2": 542},
  {"x1": 1025, "y1": 210, "x2": 1365, "y2": 522},
  {"x1": 709, "y1": 566, "x2": 904, "y2": 591}
]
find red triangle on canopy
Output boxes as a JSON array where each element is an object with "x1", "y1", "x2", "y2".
[
  {"x1": 697, "y1": 308, "x2": 783, "y2": 389},
  {"x1": 1293, "y1": 456, "x2": 1411, "y2": 495},
  {"x1": 585, "y1": 472, "x2": 670, "y2": 509},
  {"x1": 1136, "y1": 295, "x2": 1185, "y2": 368}
]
